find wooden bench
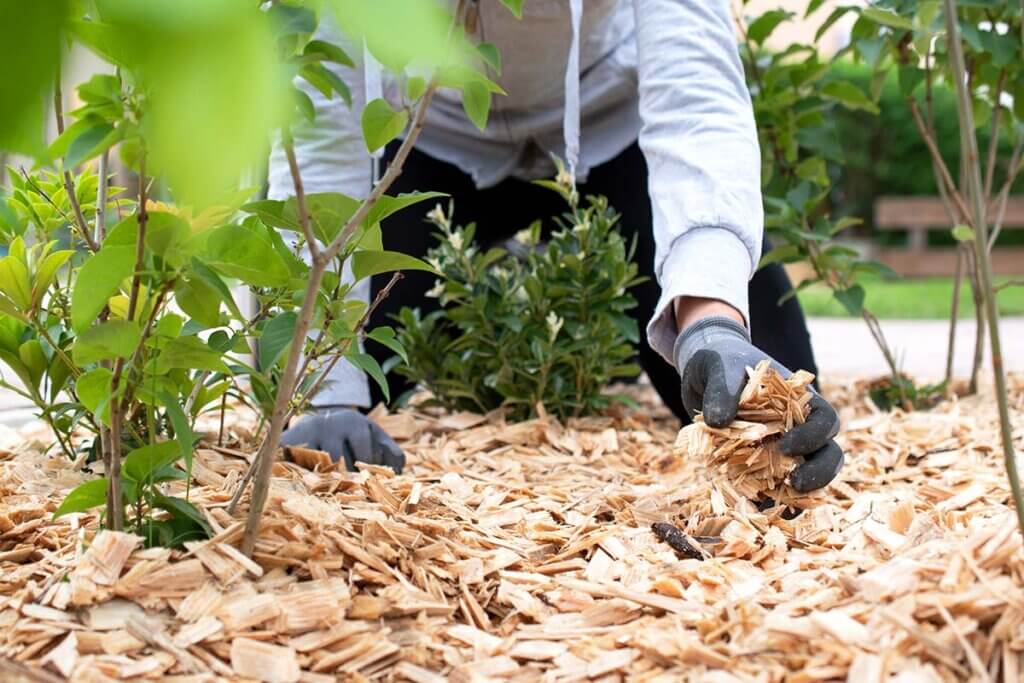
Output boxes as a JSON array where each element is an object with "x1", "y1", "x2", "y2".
[{"x1": 873, "y1": 195, "x2": 1024, "y2": 276}]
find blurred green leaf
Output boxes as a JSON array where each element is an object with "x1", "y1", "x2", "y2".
[
  {"x1": 861, "y1": 7, "x2": 913, "y2": 31},
  {"x1": 367, "y1": 326, "x2": 407, "y2": 364},
  {"x1": 821, "y1": 80, "x2": 879, "y2": 114},
  {"x1": 332, "y1": 0, "x2": 455, "y2": 73},
  {"x1": 499, "y1": 0, "x2": 523, "y2": 19},
  {"x1": 477, "y1": 43, "x2": 501, "y2": 75},
  {"x1": 747, "y1": 10, "x2": 793, "y2": 45},
  {"x1": 86, "y1": 0, "x2": 292, "y2": 207},
  {"x1": 952, "y1": 224, "x2": 975, "y2": 242},
  {"x1": 0, "y1": 1, "x2": 68, "y2": 156},
  {"x1": 834, "y1": 285, "x2": 866, "y2": 316}
]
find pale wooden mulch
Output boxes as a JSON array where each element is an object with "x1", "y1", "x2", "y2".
[{"x1": 1, "y1": 372, "x2": 1023, "y2": 682}]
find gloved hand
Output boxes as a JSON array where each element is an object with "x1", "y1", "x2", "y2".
[
  {"x1": 280, "y1": 408, "x2": 405, "y2": 473},
  {"x1": 673, "y1": 316, "x2": 843, "y2": 492}
]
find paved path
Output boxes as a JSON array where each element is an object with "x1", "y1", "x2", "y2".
[
  {"x1": 808, "y1": 316, "x2": 1024, "y2": 382},
  {"x1": 0, "y1": 317, "x2": 1019, "y2": 425}
]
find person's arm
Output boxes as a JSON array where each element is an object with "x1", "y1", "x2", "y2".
[
  {"x1": 632, "y1": 0, "x2": 763, "y2": 360},
  {"x1": 632, "y1": 0, "x2": 843, "y2": 492},
  {"x1": 266, "y1": 17, "x2": 372, "y2": 410}
]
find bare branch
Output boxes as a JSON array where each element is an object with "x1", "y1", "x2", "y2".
[
  {"x1": 907, "y1": 99, "x2": 973, "y2": 226},
  {"x1": 983, "y1": 69, "x2": 1006, "y2": 201},
  {"x1": 988, "y1": 139, "x2": 1023, "y2": 250},
  {"x1": 943, "y1": 0, "x2": 1024, "y2": 539},
  {"x1": 281, "y1": 130, "x2": 320, "y2": 262}
]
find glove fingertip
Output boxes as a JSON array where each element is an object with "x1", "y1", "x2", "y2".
[{"x1": 790, "y1": 441, "x2": 844, "y2": 492}]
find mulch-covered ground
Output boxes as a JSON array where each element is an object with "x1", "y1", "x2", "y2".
[{"x1": 1, "y1": 373, "x2": 1023, "y2": 682}]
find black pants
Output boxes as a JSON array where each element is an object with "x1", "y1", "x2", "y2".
[{"x1": 370, "y1": 142, "x2": 818, "y2": 423}]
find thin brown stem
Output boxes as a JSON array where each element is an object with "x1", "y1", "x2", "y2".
[
  {"x1": 106, "y1": 156, "x2": 148, "y2": 531},
  {"x1": 944, "y1": 246, "x2": 963, "y2": 390},
  {"x1": 235, "y1": 85, "x2": 438, "y2": 554},
  {"x1": 907, "y1": 99, "x2": 973, "y2": 226},
  {"x1": 944, "y1": 0, "x2": 1024, "y2": 540},
  {"x1": 287, "y1": 271, "x2": 403, "y2": 423},
  {"x1": 988, "y1": 140, "x2": 1023, "y2": 251},
  {"x1": 282, "y1": 130, "x2": 320, "y2": 261},
  {"x1": 983, "y1": 70, "x2": 1006, "y2": 201}
]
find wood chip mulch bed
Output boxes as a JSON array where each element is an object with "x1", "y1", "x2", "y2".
[{"x1": 2, "y1": 371, "x2": 1024, "y2": 682}]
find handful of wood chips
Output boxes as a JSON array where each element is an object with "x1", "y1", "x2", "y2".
[{"x1": 674, "y1": 359, "x2": 816, "y2": 501}]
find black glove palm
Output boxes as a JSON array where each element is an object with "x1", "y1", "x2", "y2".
[
  {"x1": 674, "y1": 317, "x2": 843, "y2": 492},
  {"x1": 280, "y1": 409, "x2": 405, "y2": 473}
]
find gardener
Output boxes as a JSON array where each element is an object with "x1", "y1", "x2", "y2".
[{"x1": 270, "y1": 1, "x2": 844, "y2": 492}]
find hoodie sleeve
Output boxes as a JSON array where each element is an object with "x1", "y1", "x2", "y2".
[
  {"x1": 631, "y1": 0, "x2": 763, "y2": 366},
  {"x1": 266, "y1": 17, "x2": 373, "y2": 408}
]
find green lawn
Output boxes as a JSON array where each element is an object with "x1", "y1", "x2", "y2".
[{"x1": 798, "y1": 277, "x2": 1024, "y2": 319}]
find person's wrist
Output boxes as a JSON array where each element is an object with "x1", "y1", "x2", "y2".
[
  {"x1": 672, "y1": 313, "x2": 750, "y2": 371},
  {"x1": 673, "y1": 296, "x2": 744, "y2": 335}
]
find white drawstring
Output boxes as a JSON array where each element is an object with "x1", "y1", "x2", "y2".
[
  {"x1": 563, "y1": 0, "x2": 583, "y2": 182},
  {"x1": 363, "y1": 42, "x2": 383, "y2": 186}
]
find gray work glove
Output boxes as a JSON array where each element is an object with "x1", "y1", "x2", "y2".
[
  {"x1": 674, "y1": 316, "x2": 843, "y2": 493},
  {"x1": 280, "y1": 408, "x2": 405, "y2": 473}
]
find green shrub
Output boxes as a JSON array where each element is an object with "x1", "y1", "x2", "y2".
[{"x1": 395, "y1": 189, "x2": 644, "y2": 420}]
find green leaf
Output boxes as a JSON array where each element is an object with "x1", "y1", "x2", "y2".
[
  {"x1": 795, "y1": 156, "x2": 829, "y2": 186},
  {"x1": 54, "y1": 478, "x2": 109, "y2": 518},
  {"x1": 366, "y1": 326, "x2": 408, "y2": 364},
  {"x1": 65, "y1": 122, "x2": 117, "y2": 168},
  {"x1": 73, "y1": 321, "x2": 141, "y2": 365},
  {"x1": 155, "y1": 336, "x2": 229, "y2": 374},
  {"x1": 152, "y1": 494, "x2": 211, "y2": 536},
  {"x1": 815, "y1": 6, "x2": 856, "y2": 42},
  {"x1": 366, "y1": 191, "x2": 447, "y2": 226},
  {"x1": 71, "y1": 245, "x2": 135, "y2": 331},
  {"x1": 477, "y1": 42, "x2": 501, "y2": 74},
  {"x1": 32, "y1": 249, "x2": 73, "y2": 307},
  {"x1": 0, "y1": 255, "x2": 32, "y2": 310},
  {"x1": 303, "y1": 39, "x2": 354, "y2": 67},
  {"x1": 299, "y1": 63, "x2": 352, "y2": 106},
  {"x1": 951, "y1": 224, "x2": 975, "y2": 242},
  {"x1": 346, "y1": 351, "x2": 390, "y2": 403},
  {"x1": 462, "y1": 80, "x2": 491, "y2": 131},
  {"x1": 499, "y1": 0, "x2": 523, "y2": 18},
  {"x1": 144, "y1": 212, "x2": 192, "y2": 265},
  {"x1": 78, "y1": 367, "x2": 113, "y2": 425},
  {"x1": 758, "y1": 244, "x2": 802, "y2": 268},
  {"x1": 405, "y1": 76, "x2": 426, "y2": 101},
  {"x1": 361, "y1": 98, "x2": 408, "y2": 153},
  {"x1": 834, "y1": 285, "x2": 866, "y2": 316},
  {"x1": 124, "y1": 441, "x2": 181, "y2": 484},
  {"x1": 861, "y1": 7, "x2": 913, "y2": 30},
  {"x1": 201, "y1": 223, "x2": 290, "y2": 287},
  {"x1": 259, "y1": 311, "x2": 297, "y2": 370},
  {"x1": 190, "y1": 258, "x2": 243, "y2": 320},
  {"x1": 747, "y1": 10, "x2": 793, "y2": 45},
  {"x1": 174, "y1": 277, "x2": 222, "y2": 328},
  {"x1": 158, "y1": 391, "x2": 195, "y2": 490},
  {"x1": 18, "y1": 339, "x2": 46, "y2": 390},
  {"x1": 821, "y1": 81, "x2": 879, "y2": 114},
  {"x1": 897, "y1": 66, "x2": 925, "y2": 97},
  {"x1": 351, "y1": 250, "x2": 436, "y2": 281}
]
